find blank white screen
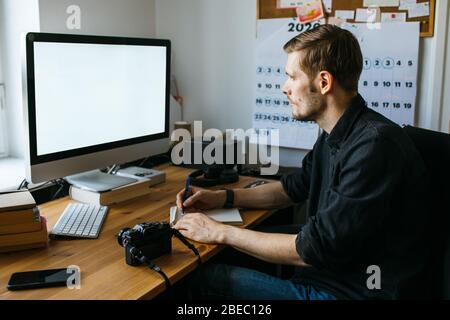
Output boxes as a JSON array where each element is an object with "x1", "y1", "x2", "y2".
[{"x1": 33, "y1": 42, "x2": 167, "y2": 156}]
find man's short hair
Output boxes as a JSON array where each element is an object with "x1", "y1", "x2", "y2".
[{"x1": 283, "y1": 24, "x2": 363, "y2": 92}]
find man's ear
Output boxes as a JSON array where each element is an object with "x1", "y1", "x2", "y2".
[{"x1": 318, "y1": 71, "x2": 333, "y2": 94}]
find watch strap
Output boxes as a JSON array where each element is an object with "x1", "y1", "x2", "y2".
[{"x1": 223, "y1": 189, "x2": 234, "y2": 209}]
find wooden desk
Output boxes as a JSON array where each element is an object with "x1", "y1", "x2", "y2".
[{"x1": 0, "y1": 165, "x2": 275, "y2": 300}]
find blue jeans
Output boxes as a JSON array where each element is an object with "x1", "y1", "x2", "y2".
[{"x1": 187, "y1": 264, "x2": 337, "y2": 300}]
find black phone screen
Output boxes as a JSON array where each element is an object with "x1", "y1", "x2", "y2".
[{"x1": 7, "y1": 268, "x2": 71, "y2": 291}]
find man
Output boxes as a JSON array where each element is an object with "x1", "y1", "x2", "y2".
[{"x1": 174, "y1": 25, "x2": 430, "y2": 300}]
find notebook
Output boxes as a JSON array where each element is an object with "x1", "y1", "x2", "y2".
[{"x1": 170, "y1": 207, "x2": 243, "y2": 226}]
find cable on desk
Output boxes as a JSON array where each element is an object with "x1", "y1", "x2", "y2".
[
  {"x1": 126, "y1": 229, "x2": 201, "y2": 293},
  {"x1": 50, "y1": 179, "x2": 67, "y2": 201},
  {"x1": 17, "y1": 179, "x2": 29, "y2": 190},
  {"x1": 129, "y1": 247, "x2": 171, "y2": 290},
  {"x1": 16, "y1": 179, "x2": 58, "y2": 193}
]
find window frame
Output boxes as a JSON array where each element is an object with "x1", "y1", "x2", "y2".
[{"x1": 0, "y1": 83, "x2": 8, "y2": 158}]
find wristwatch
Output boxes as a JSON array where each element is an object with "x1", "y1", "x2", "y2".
[{"x1": 223, "y1": 189, "x2": 234, "y2": 209}]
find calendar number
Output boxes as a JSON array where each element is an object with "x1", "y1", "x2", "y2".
[
  {"x1": 288, "y1": 22, "x2": 321, "y2": 33},
  {"x1": 368, "y1": 101, "x2": 414, "y2": 111}
]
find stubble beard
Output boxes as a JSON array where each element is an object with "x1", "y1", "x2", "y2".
[{"x1": 291, "y1": 83, "x2": 325, "y2": 122}]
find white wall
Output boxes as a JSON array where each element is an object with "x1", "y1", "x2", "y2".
[
  {"x1": 0, "y1": 25, "x2": 3, "y2": 84},
  {"x1": 156, "y1": 0, "x2": 256, "y2": 132},
  {"x1": 39, "y1": 0, "x2": 156, "y2": 37},
  {"x1": 0, "y1": 4, "x2": 7, "y2": 157},
  {"x1": 156, "y1": 0, "x2": 450, "y2": 166},
  {"x1": 0, "y1": 0, "x2": 40, "y2": 158}
]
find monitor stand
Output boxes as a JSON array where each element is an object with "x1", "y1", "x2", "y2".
[{"x1": 65, "y1": 170, "x2": 138, "y2": 193}]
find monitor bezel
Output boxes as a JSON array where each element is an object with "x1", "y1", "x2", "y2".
[{"x1": 25, "y1": 32, "x2": 171, "y2": 166}]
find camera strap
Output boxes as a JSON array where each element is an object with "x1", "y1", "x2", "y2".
[
  {"x1": 172, "y1": 228, "x2": 202, "y2": 268},
  {"x1": 127, "y1": 228, "x2": 202, "y2": 292},
  {"x1": 129, "y1": 247, "x2": 171, "y2": 290}
]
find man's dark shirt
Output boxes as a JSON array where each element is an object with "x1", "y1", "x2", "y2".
[{"x1": 281, "y1": 94, "x2": 430, "y2": 300}]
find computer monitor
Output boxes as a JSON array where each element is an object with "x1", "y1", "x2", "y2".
[{"x1": 22, "y1": 33, "x2": 171, "y2": 190}]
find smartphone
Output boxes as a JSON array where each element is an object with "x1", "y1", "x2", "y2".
[{"x1": 7, "y1": 268, "x2": 72, "y2": 291}]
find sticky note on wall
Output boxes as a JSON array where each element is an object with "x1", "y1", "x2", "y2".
[
  {"x1": 278, "y1": 0, "x2": 310, "y2": 8},
  {"x1": 322, "y1": 0, "x2": 332, "y2": 13},
  {"x1": 363, "y1": 0, "x2": 400, "y2": 6},
  {"x1": 278, "y1": 0, "x2": 331, "y2": 10},
  {"x1": 335, "y1": 10, "x2": 355, "y2": 20},
  {"x1": 295, "y1": 0, "x2": 325, "y2": 23},
  {"x1": 355, "y1": 7, "x2": 381, "y2": 23},
  {"x1": 381, "y1": 12, "x2": 407, "y2": 22},
  {"x1": 399, "y1": 0, "x2": 417, "y2": 10},
  {"x1": 408, "y1": 2, "x2": 430, "y2": 18}
]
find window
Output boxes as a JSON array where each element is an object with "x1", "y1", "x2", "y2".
[
  {"x1": 0, "y1": 2, "x2": 5, "y2": 157},
  {"x1": 0, "y1": 84, "x2": 8, "y2": 158}
]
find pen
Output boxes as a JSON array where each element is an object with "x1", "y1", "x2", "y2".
[{"x1": 181, "y1": 176, "x2": 191, "y2": 215}]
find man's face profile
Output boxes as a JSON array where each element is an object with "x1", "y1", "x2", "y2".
[{"x1": 282, "y1": 51, "x2": 325, "y2": 122}]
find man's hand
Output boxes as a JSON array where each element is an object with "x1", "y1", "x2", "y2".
[
  {"x1": 176, "y1": 187, "x2": 226, "y2": 212},
  {"x1": 173, "y1": 213, "x2": 230, "y2": 244},
  {"x1": 173, "y1": 212, "x2": 307, "y2": 267}
]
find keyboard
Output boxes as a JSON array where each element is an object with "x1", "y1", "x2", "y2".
[{"x1": 50, "y1": 203, "x2": 109, "y2": 239}]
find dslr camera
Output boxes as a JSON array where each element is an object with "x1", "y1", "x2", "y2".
[{"x1": 117, "y1": 222, "x2": 172, "y2": 266}]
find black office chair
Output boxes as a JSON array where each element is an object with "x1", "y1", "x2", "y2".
[{"x1": 403, "y1": 126, "x2": 450, "y2": 299}]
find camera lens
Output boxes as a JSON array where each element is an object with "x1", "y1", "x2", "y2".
[{"x1": 117, "y1": 228, "x2": 131, "y2": 247}]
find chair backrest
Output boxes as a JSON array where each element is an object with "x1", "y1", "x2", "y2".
[{"x1": 403, "y1": 126, "x2": 450, "y2": 299}]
